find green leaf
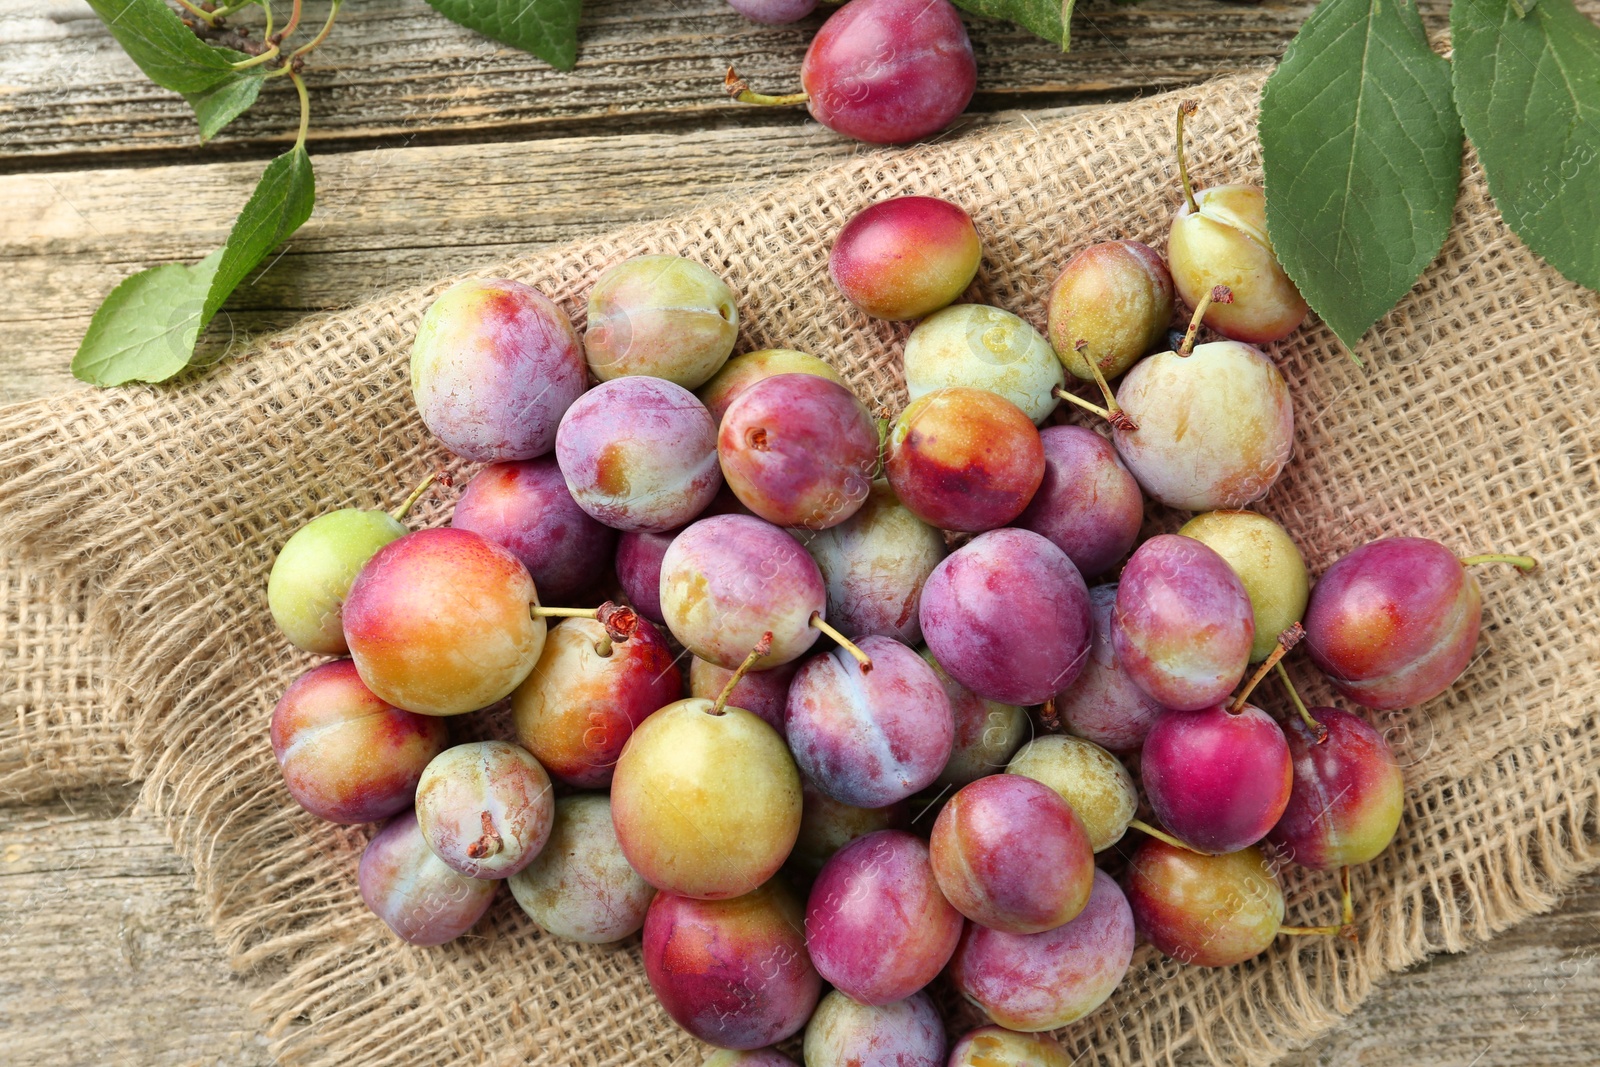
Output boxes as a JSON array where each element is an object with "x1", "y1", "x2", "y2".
[
  {"x1": 1452, "y1": 0, "x2": 1600, "y2": 292},
  {"x1": 424, "y1": 0, "x2": 582, "y2": 70},
  {"x1": 952, "y1": 0, "x2": 1071, "y2": 50},
  {"x1": 1259, "y1": 0, "x2": 1462, "y2": 353},
  {"x1": 85, "y1": 0, "x2": 245, "y2": 93},
  {"x1": 72, "y1": 251, "x2": 223, "y2": 387},
  {"x1": 206, "y1": 146, "x2": 316, "y2": 321},
  {"x1": 184, "y1": 71, "x2": 266, "y2": 142}
]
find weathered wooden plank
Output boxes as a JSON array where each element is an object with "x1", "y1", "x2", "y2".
[{"x1": 0, "y1": 0, "x2": 1443, "y2": 166}]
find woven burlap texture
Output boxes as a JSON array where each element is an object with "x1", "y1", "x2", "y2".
[{"x1": 1, "y1": 71, "x2": 1596, "y2": 1066}]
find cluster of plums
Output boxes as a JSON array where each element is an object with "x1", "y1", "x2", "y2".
[{"x1": 263, "y1": 102, "x2": 1535, "y2": 1065}]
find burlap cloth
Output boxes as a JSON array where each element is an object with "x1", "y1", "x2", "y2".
[{"x1": 2, "y1": 71, "x2": 1597, "y2": 1065}]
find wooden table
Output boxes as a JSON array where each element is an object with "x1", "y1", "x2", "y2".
[{"x1": 3, "y1": 1, "x2": 1598, "y2": 1062}]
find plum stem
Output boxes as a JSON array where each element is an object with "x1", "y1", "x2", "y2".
[
  {"x1": 389, "y1": 472, "x2": 437, "y2": 521},
  {"x1": 1039, "y1": 695, "x2": 1061, "y2": 733},
  {"x1": 1279, "y1": 923, "x2": 1346, "y2": 937},
  {"x1": 725, "y1": 67, "x2": 809, "y2": 107},
  {"x1": 1229, "y1": 623, "x2": 1304, "y2": 713},
  {"x1": 465, "y1": 811, "x2": 502, "y2": 859},
  {"x1": 811, "y1": 612, "x2": 872, "y2": 671},
  {"x1": 1340, "y1": 865, "x2": 1356, "y2": 929},
  {"x1": 532, "y1": 606, "x2": 599, "y2": 619},
  {"x1": 711, "y1": 631, "x2": 773, "y2": 716},
  {"x1": 1074, "y1": 340, "x2": 1137, "y2": 430},
  {"x1": 1274, "y1": 661, "x2": 1327, "y2": 742},
  {"x1": 1128, "y1": 818, "x2": 1196, "y2": 853},
  {"x1": 1460, "y1": 553, "x2": 1538, "y2": 572},
  {"x1": 1053, "y1": 386, "x2": 1117, "y2": 425},
  {"x1": 1176, "y1": 100, "x2": 1200, "y2": 215},
  {"x1": 1177, "y1": 285, "x2": 1233, "y2": 357},
  {"x1": 596, "y1": 601, "x2": 639, "y2": 646}
]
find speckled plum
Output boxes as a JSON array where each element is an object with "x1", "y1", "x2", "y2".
[
  {"x1": 357, "y1": 809, "x2": 498, "y2": 945},
  {"x1": 926, "y1": 649, "x2": 1029, "y2": 788},
  {"x1": 508, "y1": 794, "x2": 655, "y2": 943},
  {"x1": 829, "y1": 196, "x2": 981, "y2": 321},
  {"x1": 271, "y1": 659, "x2": 448, "y2": 824},
  {"x1": 903, "y1": 305, "x2": 1063, "y2": 423},
  {"x1": 948, "y1": 1026, "x2": 1072, "y2": 1067},
  {"x1": 414, "y1": 740, "x2": 554, "y2": 879},
  {"x1": 698, "y1": 348, "x2": 843, "y2": 424},
  {"x1": 789, "y1": 779, "x2": 909, "y2": 879},
  {"x1": 930, "y1": 774, "x2": 1094, "y2": 933},
  {"x1": 786, "y1": 635, "x2": 954, "y2": 808},
  {"x1": 583, "y1": 255, "x2": 738, "y2": 388},
  {"x1": 1006, "y1": 735, "x2": 1137, "y2": 852},
  {"x1": 803, "y1": 989, "x2": 946, "y2": 1067},
  {"x1": 1268, "y1": 706, "x2": 1405, "y2": 869},
  {"x1": 1015, "y1": 426, "x2": 1144, "y2": 579},
  {"x1": 689, "y1": 655, "x2": 796, "y2": 734},
  {"x1": 511, "y1": 614, "x2": 682, "y2": 788},
  {"x1": 615, "y1": 527, "x2": 678, "y2": 624},
  {"x1": 806, "y1": 829, "x2": 962, "y2": 1005},
  {"x1": 718, "y1": 373, "x2": 878, "y2": 529},
  {"x1": 410, "y1": 278, "x2": 586, "y2": 461},
  {"x1": 801, "y1": 0, "x2": 975, "y2": 145},
  {"x1": 643, "y1": 881, "x2": 821, "y2": 1049},
  {"x1": 886, "y1": 387, "x2": 1045, "y2": 533},
  {"x1": 800, "y1": 480, "x2": 946, "y2": 646},
  {"x1": 949, "y1": 868, "x2": 1135, "y2": 1031},
  {"x1": 1125, "y1": 840, "x2": 1283, "y2": 967},
  {"x1": 659, "y1": 514, "x2": 826, "y2": 669},
  {"x1": 451, "y1": 456, "x2": 616, "y2": 603},
  {"x1": 555, "y1": 377, "x2": 722, "y2": 533},
  {"x1": 1113, "y1": 340, "x2": 1295, "y2": 511},
  {"x1": 1048, "y1": 240, "x2": 1175, "y2": 381},
  {"x1": 1179, "y1": 510, "x2": 1309, "y2": 662},
  {"x1": 1141, "y1": 703, "x2": 1292, "y2": 855},
  {"x1": 1054, "y1": 584, "x2": 1170, "y2": 752},
  {"x1": 1111, "y1": 535, "x2": 1254, "y2": 712},
  {"x1": 920, "y1": 529, "x2": 1092, "y2": 706},
  {"x1": 268, "y1": 507, "x2": 406, "y2": 655},
  {"x1": 1169, "y1": 185, "x2": 1308, "y2": 345},
  {"x1": 343, "y1": 527, "x2": 545, "y2": 716}
]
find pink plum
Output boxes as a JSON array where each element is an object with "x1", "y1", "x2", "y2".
[
  {"x1": 415, "y1": 740, "x2": 554, "y2": 879},
  {"x1": 1268, "y1": 706, "x2": 1405, "y2": 869},
  {"x1": 357, "y1": 810, "x2": 498, "y2": 945},
  {"x1": 886, "y1": 387, "x2": 1045, "y2": 533},
  {"x1": 1124, "y1": 840, "x2": 1283, "y2": 967},
  {"x1": 948, "y1": 868, "x2": 1135, "y2": 1031},
  {"x1": 507, "y1": 794, "x2": 655, "y2": 943},
  {"x1": 614, "y1": 526, "x2": 678, "y2": 624},
  {"x1": 803, "y1": 989, "x2": 946, "y2": 1067},
  {"x1": 829, "y1": 196, "x2": 981, "y2": 320},
  {"x1": 1054, "y1": 584, "x2": 1171, "y2": 753},
  {"x1": 1141, "y1": 703, "x2": 1292, "y2": 855},
  {"x1": 410, "y1": 278, "x2": 586, "y2": 461},
  {"x1": 1015, "y1": 426, "x2": 1143, "y2": 579},
  {"x1": 690, "y1": 655, "x2": 796, "y2": 734}
]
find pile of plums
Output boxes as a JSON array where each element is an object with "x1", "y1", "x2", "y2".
[{"x1": 264, "y1": 102, "x2": 1535, "y2": 1066}]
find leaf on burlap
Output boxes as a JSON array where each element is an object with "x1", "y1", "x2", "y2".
[
  {"x1": 952, "y1": 0, "x2": 1071, "y2": 50},
  {"x1": 1259, "y1": 0, "x2": 1462, "y2": 354},
  {"x1": 1452, "y1": 0, "x2": 1600, "y2": 292},
  {"x1": 424, "y1": 0, "x2": 583, "y2": 70}
]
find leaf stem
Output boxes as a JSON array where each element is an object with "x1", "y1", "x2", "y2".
[
  {"x1": 289, "y1": 66, "x2": 310, "y2": 150},
  {"x1": 1176, "y1": 100, "x2": 1200, "y2": 214},
  {"x1": 261, "y1": 0, "x2": 274, "y2": 38},
  {"x1": 173, "y1": 0, "x2": 219, "y2": 25},
  {"x1": 232, "y1": 44, "x2": 281, "y2": 70},
  {"x1": 288, "y1": 0, "x2": 340, "y2": 59},
  {"x1": 274, "y1": 0, "x2": 303, "y2": 42}
]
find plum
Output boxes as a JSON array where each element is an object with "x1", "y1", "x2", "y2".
[
  {"x1": 1006, "y1": 735, "x2": 1137, "y2": 852},
  {"x1": 343, "y1": 527, "x2": 546, "y2": 716},
  {"x1": 789, "y1": 779, "x2": 908, "y2": 878},
  {"x1": 507, "y1": 794, "x2": 655, "y2": 943},
  {"x1": 829, "y1": 196, "x2": 981, "y2": 321},
  {"x1": 1303, "y1": 537, "x2": 1536, "y2": 710},
  {"x1": 410, "y1": 278, "x2": 586, "y2": 461},
  {"x1": 902, "y1": 305, "x2": 1063, "y2": 423},
  {"x1": 1047, "y1": 240, "x2": 1174, "y2": 382},
  {"x1": 802, "y1": 989, "x2": 946, "y2": 1067},
  {"x1": 1179, "y1": 510, "x2": 1308, "y2": 662},
  {"x1": 1054, "y1": 584, "x2": 1170, "y2": 753},
  {"x1": 920, "y1": 529, "x2": 1092, "y2": 706},
  {"x1": 1167, "y1": 103, "x2": 1306, "y2": 344},
  {"x1": 786, "y1": 635, "x2": 954, "y2": 808},
  {"x1": 930, "y1": 773, "x2": 1094, "y2": 933},
  {"x1": 1140, "y1": 702, "x2": 1292, "y2": 855},
  {"x1": 718, "y1": 373, "x2": 878, "y2": 529},
  {"x1": 643, "y1": 881, "x2": 821, "y2": 1049},
  {"x1": 415, "y1": 740, "x2": 554, "y2": 879},
  {"x1": 1112, "y1": 321, "x2": 1295, "y2": 511},
  {"x1": 615, "y1": 527, "x2": 678, "y2": 624},
  {"x1": 927, "y1": 649, "x2": 1029, "y2": 788},
  {"x1": 358, "y1": 810, "x2": 497, "y2": 945},
  {"x1": 451, "y1": 456, "x2": 615, "y2": 603},
  {"x1": 806, "y1": 829, "x2": 962, "y2": 1004},
  {"x1": 659, "y1": 514, "x2": 825, "y2": 669},
  {"x1": 270, "y1": 659, "x2": 447, "y2": 824},
  {"x1": 885, "y1": 387, "x2": 1045, "y2": 533},
  {"x1": 948, "y1": 1026, "x2": 1072, "y2": 1067},
  {"x1": 698, "y1": 348, "x2": 844, "y2": 424},
  {"x1": 556, "y1": 377, "x2": 722, "y2": 533},
  {"x1": 1015, "y1": 426, "x2": 1143, "y2": 579},
  {"x1": 1111, "y1": 535, "x2": 1253, "y2": 712},
  {"x1": 725, "y1": 0, "x2": 817, "y2": 22},
  {"x1": 511, "y1": 614, "x2": 682, "y2": 788},
  {"x1": 703, "y1": 1051, "x2": 799, "y2": 1067},
  {"x1": 582, "y1": 255, "x2": 738, "y2": 388},
  {"x1": 1124, "y1": 840, "x2": 1283, "y2": 967},
  {"x1": 611, "y1": 695, "x2": 801, "y2": 899},
  {"x1": 799, "y1": 480, "x2": 946, "y2": 646},
  {"x1": 1268, "y1": 705, "x2": 1404, "y2": 869},
  {"x1": 948, "y1": 868, "x2": 1135, "y2": 1031},
  {"x1": 689, "y1": 655, "x2": 796, "y2": 734}
]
